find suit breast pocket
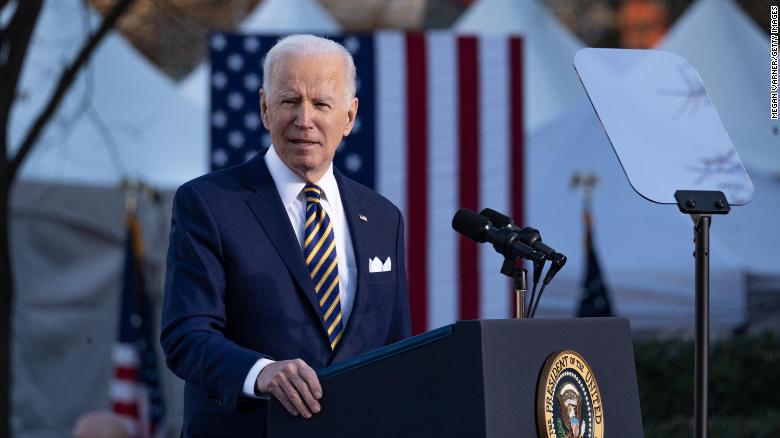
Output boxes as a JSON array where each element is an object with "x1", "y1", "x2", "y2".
[
  {"x1": 365, "y1": 254, "x2": 396, "y2": 286},
  {"x1": 367, "y1": 270, "x2": 396, "y2": 286}
]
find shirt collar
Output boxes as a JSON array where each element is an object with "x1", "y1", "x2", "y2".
[{"x1": 264, "y1": 145, "x2": 338, "y2": 206}]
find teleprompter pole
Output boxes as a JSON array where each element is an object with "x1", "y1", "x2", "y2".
[
  {"x1": 674, "y1": 190, "x2": 730, "y2": 438},
  {"x1": 694, "y1": 215, "x2": 710, "y2": 438}
]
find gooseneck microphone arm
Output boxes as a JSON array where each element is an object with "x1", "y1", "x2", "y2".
[
  {"x1": 527, "y1": 252, "x2": 568, "y2": 317},
  {"x1": 543, "y1": 252, "x2": 568, "y2": 285}
]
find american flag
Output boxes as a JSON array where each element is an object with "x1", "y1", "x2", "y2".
[
  {"x1": 211, "y1": 32, "x2": 524, "y2": 334},
  {"x1": 111, "y1": 215, "x2": 165, "y2": 437},
  {"x1": 577, "y1": 209, "x2": 613, "y2": 317}
]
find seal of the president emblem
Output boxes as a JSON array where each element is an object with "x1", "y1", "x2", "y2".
[{"x1": 537, "y1": 350, "x2": 604, "y2": 438}]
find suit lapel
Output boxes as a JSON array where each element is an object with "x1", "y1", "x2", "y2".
[
  {"x1": 333, "y1": 171, "x2": 370, "y2": 355},
  {"x1": 241, "y1": 155, "x2": 326, "y2": 337}
]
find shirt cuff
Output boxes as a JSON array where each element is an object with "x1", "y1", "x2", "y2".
[{"x1": 242, "y1": 358, "x2": 275, "y2": 398}]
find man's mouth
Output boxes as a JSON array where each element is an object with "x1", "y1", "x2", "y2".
[{"x1": 289, "y1": 139, "x2": 320, "y2": 146}]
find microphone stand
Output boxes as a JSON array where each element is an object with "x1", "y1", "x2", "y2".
[
  {"x1": 513, "y1": 265, "x2": 527, "y2": 319},
  {"x1": 674, "y1": 190, "x2": 730, "y2": 438},
  {"x1": 501, "y1": 254, "x2": 536, "y2": 319}
]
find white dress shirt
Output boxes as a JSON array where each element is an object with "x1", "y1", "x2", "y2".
[{"x1": 242, "y1": 145, "x2": 357, "y2": 396}]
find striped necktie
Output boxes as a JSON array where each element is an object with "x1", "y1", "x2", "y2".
[{"x1": 303, "y1": 183, "x2": 344, "y2": 350}]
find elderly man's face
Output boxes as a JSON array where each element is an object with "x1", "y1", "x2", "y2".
[{"x1": 260, "y1": 53, "x2": 358, "y2": 182}]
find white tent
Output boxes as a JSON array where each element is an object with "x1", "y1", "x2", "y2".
[
  {"x1": 527, "y1": 102, "x2": 746, "y2": 330},
  {"x1": 238, "y1": 0, "x2": 341, "y2": 33},
  {"x1": 659, "y1": 0, "x2": 780, "y2": 176},
  {"x1": 178, "y1": 0, "x2": 342, "y2": 109},
  {"x1": 11, "y1": 0, "x2": 207, "y2": 188},
  {"x1": 454, "y1": 0, "x2": 585, "y2": 131},
  {"x1": 711, "y1": 166, "x2": 780, "y2": 276},
  {"x1": 658, "y1": 0, "x2": 780, "y2": 310}
]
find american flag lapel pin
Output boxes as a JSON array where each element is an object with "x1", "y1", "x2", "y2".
[{"x1": 358, "y1": 214, "x2": 368, "y2": 222}]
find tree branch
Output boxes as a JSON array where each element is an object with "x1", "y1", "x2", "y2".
[
  {"x1": 0, "y1": 0, "x2": 13, "y2": 21},
  {"x1": 0, "y1": 0, "x2": 42, "y2": 166},
  {"x1": 8, "y1": 0, "x2": 138, "y2": 181}
]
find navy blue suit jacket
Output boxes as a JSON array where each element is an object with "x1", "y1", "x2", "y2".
[{"x1": 160, "y1": 154, "x2": 410, "y2": 437}]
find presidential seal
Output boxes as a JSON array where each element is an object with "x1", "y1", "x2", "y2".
[{"x1": 537, "y1": 350, "x2": 604, "y2": 438}]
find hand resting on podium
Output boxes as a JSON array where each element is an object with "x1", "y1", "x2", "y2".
[{"x1": 256, "y1": 359, "x2": 323, "y2": 419}]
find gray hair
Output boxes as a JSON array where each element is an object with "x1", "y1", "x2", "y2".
[{"x1": 262, "y1": 34, "x2": 357, "y2": 106}]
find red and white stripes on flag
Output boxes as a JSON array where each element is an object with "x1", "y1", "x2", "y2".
[
  {"x1": 112, "y1": 344, "x2": 151, "y2": 437},
  {"x1": 375, "y1": 32, "x2": 524, "y2": 334},
  {"x1": 111, "y1": 216, "x2": 165, "y2": 437}
]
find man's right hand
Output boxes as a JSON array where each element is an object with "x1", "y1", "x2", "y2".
[{"x1": 255, "y1": 359, "x2": 322, "y2": 418}]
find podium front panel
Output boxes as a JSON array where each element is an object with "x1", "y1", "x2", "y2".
[
  {"x1": 267, "y1": 324, "x2": 487, "y2": 437},
  {"x1": 267, "y1": 318, "x2": 643, "y2": 437},
  {"x1": 479, "y1": 318, "x2": 643, "y2": 437}
]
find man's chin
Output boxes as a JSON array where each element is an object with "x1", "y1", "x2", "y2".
[
  {"x1": 277, "y1": 146, "x2": 333, "y2": 180},
  {"x1": 288, "y1": 158, "x2": 328, "y2": 181}
]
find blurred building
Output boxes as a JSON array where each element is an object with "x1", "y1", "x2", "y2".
[
  {"x1": 618, "y1": 0, "x2": 668, "y2": 48},
  {"x1": 89, "y1": 0, "x2": 767, "y2": 80}
]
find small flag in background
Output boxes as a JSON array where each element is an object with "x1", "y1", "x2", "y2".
[
  {"x1": 111, "y1": 215, "x2": 165, "y2": 437},
  {"x1": 577, "y1": 209, "x2": 614, "y2": 317}
]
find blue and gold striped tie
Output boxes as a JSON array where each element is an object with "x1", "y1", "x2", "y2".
[{"x1": 303, "y1": 183, "x2": 344, "y2": 350}]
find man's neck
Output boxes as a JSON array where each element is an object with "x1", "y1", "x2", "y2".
[{"x1": 293, "y1": 168, "x2": 329, "y2": 184}]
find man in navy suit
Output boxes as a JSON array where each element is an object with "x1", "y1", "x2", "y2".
[{"x1": 161, "y1": 34, "x2": 411, "y2": 436}]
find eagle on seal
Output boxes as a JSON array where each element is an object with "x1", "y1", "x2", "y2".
[{"x1": 557, "y1": 383, "x2": 586, "y2": 438}]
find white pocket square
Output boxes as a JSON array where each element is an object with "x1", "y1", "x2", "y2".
[{"x1": 369, "y1": 257, "x2": 392, "y2": 273}]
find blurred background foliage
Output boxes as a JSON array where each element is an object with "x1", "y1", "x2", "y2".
[{"x1": 635, "y1": 331, "x2": 780, "y2": 436}]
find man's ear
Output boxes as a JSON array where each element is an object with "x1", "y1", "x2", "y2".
[
  {"x1": 259, "y1": 89, "x2": 270, "y2": 129},
  {"x1": 343, "y1": 97, "x2": 359, "y2": 136}
]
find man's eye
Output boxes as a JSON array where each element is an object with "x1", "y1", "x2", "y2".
[{"x1": 315, "y1": 102, "x2": 331, "y2": 109}]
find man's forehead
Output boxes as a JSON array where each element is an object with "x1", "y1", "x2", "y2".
[
  {"x1": 270, "y1": 54, "x2": 345, "y2": 80},
  {"x1": 273, "y1": 74, "x2": 339, "y2": 87},
  {"x1": 272, "y1": 78, "x2": 340, "y2": 98},
  {"x1": 270, "y1": 64, "x2": 344, "y2": 97}
]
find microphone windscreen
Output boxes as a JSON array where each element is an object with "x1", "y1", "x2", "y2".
[
  {"x1": 452, "y1": 209, "x2": 490, "y2": 243},
  {"x1": 479, "y1": 208, "x2": 514, "y2": 228},
  {"x1": 551, "y1": 252, "x2": 567, "y2": 268}
]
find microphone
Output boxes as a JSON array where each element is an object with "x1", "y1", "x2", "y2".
[
  {"x1": 452, "y1": 209, "x2": 546, "y2": 264},
  {"x1": 529, "y1": 251, "x2": 569, "y2": 317},
  {"x1": 480, "y1": 208, "x2": 546, "y2": 287},
  {"x1": 479, "y1": 208, "x2": 558, "y2": 258},
  {"x1": 479, "y1": 208, "x2": 568, "y2": 316},
  {"x1": 479, "y1": 207, "x2": 514, "y2": 229},
  {"x1": 543, "y1": 252, "x2": 567, "y2": 285}
]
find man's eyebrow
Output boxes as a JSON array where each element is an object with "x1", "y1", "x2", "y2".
[
  {"x1": 277, "y1": 92, "x2": 300, "y2": 100},
  {"x1": 312, "y1": 95, "x2": 336, "y2": 103}
]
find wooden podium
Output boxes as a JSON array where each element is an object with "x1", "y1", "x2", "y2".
[{"x1": 266, "y1": 318, "x2": 644, "y2": 437}]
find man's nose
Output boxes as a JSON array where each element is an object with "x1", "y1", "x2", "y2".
[{"x1": 294, "y1": 102, "x2": 314, "y2": 129}]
